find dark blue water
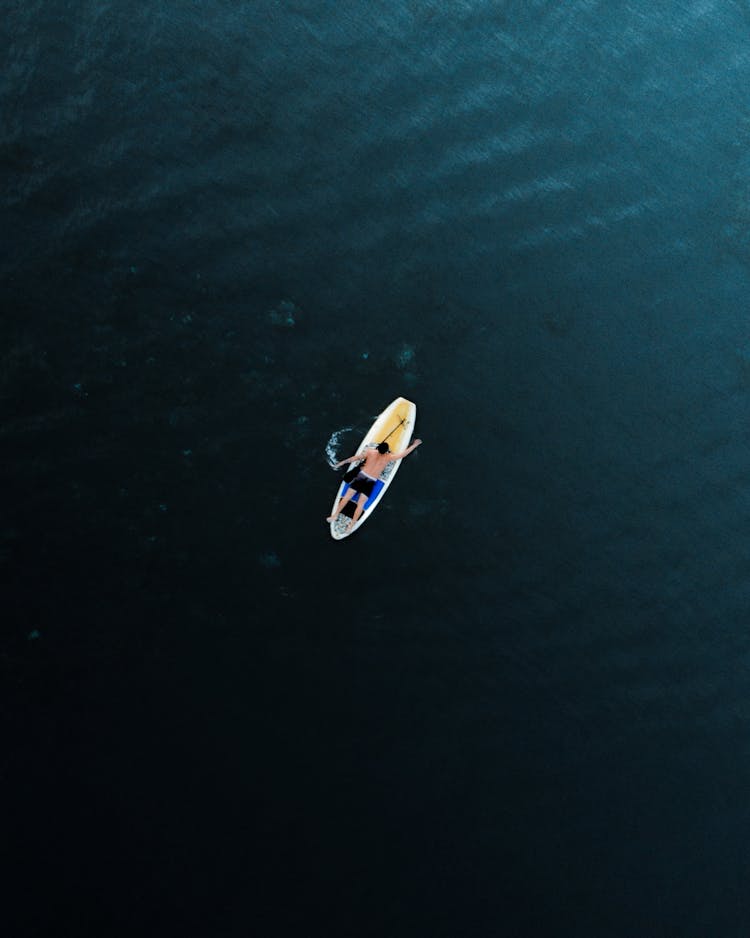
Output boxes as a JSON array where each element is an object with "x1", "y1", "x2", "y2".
[{"x1": 4, "y1": 1, "x2": 750, "y2": 935}]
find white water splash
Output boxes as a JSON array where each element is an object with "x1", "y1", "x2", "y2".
[{"x1": 325, "y1": 426, "x2": 354, "y2": 467}]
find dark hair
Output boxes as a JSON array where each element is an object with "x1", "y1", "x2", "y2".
[{"x1": 376, "y1": 441, "x2": 390, "y2": 454}]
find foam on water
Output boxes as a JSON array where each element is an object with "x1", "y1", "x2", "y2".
[{"x1": 325, "y1": 426, "x2": 354, "y2": 468}]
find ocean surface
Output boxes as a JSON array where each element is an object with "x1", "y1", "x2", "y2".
[{"x1": 3, "y1": 1, "x2": 750, "y2": 935}]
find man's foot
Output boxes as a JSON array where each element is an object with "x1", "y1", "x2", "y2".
[{"x1": 326, "y1": 515, "x2": 337, "y2": 523}]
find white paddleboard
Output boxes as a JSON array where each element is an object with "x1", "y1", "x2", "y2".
[{"x1": 329, "y1": 397, "x2": 417, "y2": 540}]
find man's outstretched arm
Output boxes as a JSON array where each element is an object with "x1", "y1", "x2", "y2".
[
  {"x1": 333, "y1": 449, "x2": 367, "y2": 469},
  {"x1": 389, "y1": 439, "x2": 422, "y2": 461}
]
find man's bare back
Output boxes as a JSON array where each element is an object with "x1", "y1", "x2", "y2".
[{"x1": 355, "y1": 447, "x2": 396, "y2": 478}]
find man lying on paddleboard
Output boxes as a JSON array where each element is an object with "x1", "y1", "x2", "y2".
[{"x1": 327, "y1": 438, "x2": 423, "y2": 530}]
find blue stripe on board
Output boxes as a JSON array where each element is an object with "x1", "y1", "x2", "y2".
[{"x1": 339, "y1": 478, "x2": 385, "y2": 514}]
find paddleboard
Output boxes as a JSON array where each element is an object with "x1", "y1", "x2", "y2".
[{"x1": 329, "y1": 397, "x2": 417, "y2": 540}]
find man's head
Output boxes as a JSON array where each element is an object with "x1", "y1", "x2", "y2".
[{"x1": 376, "y1": 441, "x2": 390, "y2": 454}]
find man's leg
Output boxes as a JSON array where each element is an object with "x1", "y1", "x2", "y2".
[
  {"x1": 348, "y1": 490, "x2": 368, "y2": 527},
  {"x1": 327, "y1": 486, "x2": 356, "y2": 522}
]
